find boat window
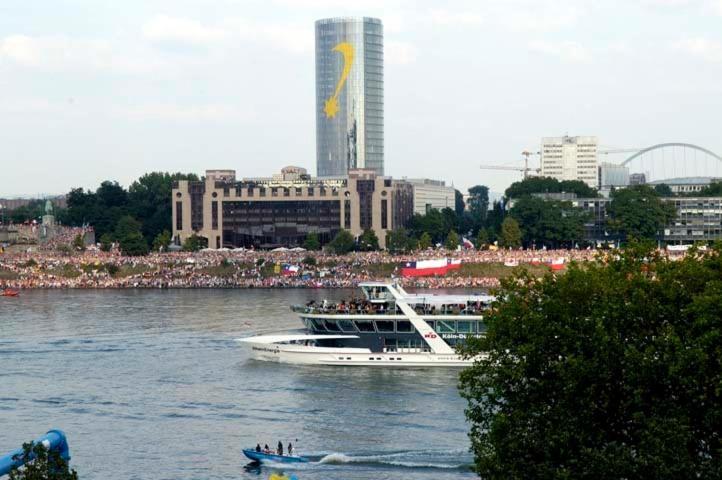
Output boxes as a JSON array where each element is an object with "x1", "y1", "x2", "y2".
[
  {"x1": 310, "y1": 318, "x2": 326, "y2": 331},
  {"x1": 337, "y1": 319, "x2": 357, "y2": 332},
  {"x1": 425, "y1": 320, "x2": 435, "y2": 331},
  {"x1": 457, "y1": 320, "x2": 473, "y2": 333},
  {"x1": 396, "y1": 320, "x2": 414, "y2": 333},
  {"x1": 476, "y1": 322, "x2": 487, "y2": 333},
  {"x1": 354, "y1": 320, "x2": 376, "y2": 332},
  {"x1": 384, "y1": 338, "x2": 397, "y2": 350},
  {"x1": 375, "y1": 320, "x2": 395, "y2": 332},
  {"x1": 435, "y1": 320, "x2": 456, "y2": 333},
  {"x1": 323, "y1": 320, "x2": 341, "y2": 332}
]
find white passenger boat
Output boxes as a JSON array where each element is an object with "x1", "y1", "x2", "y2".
[{"x1": 236, "y1": 282, "x2": 492, "y2": 367}]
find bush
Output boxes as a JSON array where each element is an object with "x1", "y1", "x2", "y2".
[{"x1": 328, "y1": 230, "x2": 355, "y2": 254}]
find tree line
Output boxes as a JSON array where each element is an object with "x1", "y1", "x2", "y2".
[{"x1": 6, "y1": 174, "x2": 678, "y2": 254}]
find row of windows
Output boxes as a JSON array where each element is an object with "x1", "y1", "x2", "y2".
[{"x1": 306, "y1": 318, "x2": 486, "y2": 334}]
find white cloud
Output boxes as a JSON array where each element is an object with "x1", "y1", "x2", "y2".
[
  {"x1": 674, "y1": 37, "x2": 722, "y2": 62},
  {"x1": 386, "y1": 40, "x2": 417, "y2": 65},
  {"x1": 0, "y1": 34, "x2": 160, "y2": 73},
  {"x1": 428, "y1": 9, "x2": 483, "y2": 26},
  {"x1": 496, "y1": 6, "x2": 581, "y2": 32},
  {"x1": 224, "y1": 18, "x2": 313, "y2": 54},
  {"x1": 142, "y1": 15, "x2": 227, "y2": 46},
  {"x1": 529, "y1": 40, "x2": 591, "y2": 62},
  {"x1": 115, "y1": 103, "x2": 252, "y2": 122}
]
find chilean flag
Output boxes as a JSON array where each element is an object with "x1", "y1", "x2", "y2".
[
  {"x1": 462, "y1": 237, "x2": 474, "y2": 249},
  {"x1": 401, "y1": 258, "x2": 461, "y2": 277},
  {"x1": 281, "y1": 264, "x2": 300, "y2": 276},
  {"x1": 550, "y1": 258, "x2": 566, "y2": 271}
]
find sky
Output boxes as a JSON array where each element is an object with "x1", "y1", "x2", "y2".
[{"x1": 1, "y1": 0, "x2": 722, "y2": 197}]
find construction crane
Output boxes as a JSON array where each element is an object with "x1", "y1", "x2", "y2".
[{"x1": 480, "y1": 151, "x2": 540, "y2": 179}]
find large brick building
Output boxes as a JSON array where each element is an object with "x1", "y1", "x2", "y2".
[{"x1": 172, "y1": 167, "x2": 413, "y2": 249}]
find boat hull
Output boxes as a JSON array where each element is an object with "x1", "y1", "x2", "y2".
[
  {"x1": 242, "y1": 449, "x2": 308, "y2": 463},
  {"x1": 242, "y1": 340, "x2": 478, "y2": 367}
]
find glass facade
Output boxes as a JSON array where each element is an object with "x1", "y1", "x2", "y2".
[
  {"x1": 316, "y1": 17, "x2": 384, "y2": 177},
  {"x1": 222, "y1": 200, "x2": 341, "y2": 248}
]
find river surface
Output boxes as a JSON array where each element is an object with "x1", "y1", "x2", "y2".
[{"x1": 1, "y1": 289, "x2": 477, "y2": 480}]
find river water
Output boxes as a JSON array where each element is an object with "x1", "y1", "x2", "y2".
[{"x1": 0, "y1": 289, "x2": 477, "y2": 480}]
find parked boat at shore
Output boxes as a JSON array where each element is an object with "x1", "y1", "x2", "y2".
[{"x1": 237, "y1": 282, "x2": 492, "y2": 367}]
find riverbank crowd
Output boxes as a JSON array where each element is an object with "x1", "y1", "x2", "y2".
[
  {"x1": 3, "y1": 225, "x2": 679, "y2": 290},
  {"x1": 0, "y1": 244, "x2": 603, "y2": 290}
]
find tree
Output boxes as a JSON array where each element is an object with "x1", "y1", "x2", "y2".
[
  {"x1": 303, "y1": 232, "x2": 321, "y2": 251},
  {"x1": 99, "y1": 233, "x2": 113, "y2": 252},
  {"x1": 499, "y1": 217, "x2": 522, "y2": 248},
  {"x1": 386, "y1": 228, "x2": 411, "y2": 253},
  {"x1": 467, "y1": 185, "x2": 490, "y2": 225},
  {"x1": 454, "y1": 189, "x2": 466, "y2": 216},
  {"x1": 505, "y1": 176, "x2": 598, "y2": 199},
  {"x1": 182, "y1": 234, "x2": 206, "y2": 252},
  {"x1": 608, "y1": 185, "x2": 676, "y2": 241},
  {"x1": 115, "y1": 215, "x2": 148, "y2": 256},
  {"x1": 418, "y1": 232, "x2": 432, "y2": 250},
  {"x1": 459, "y1": 244, "x2": 722, "y2": 479},
  {"x1": 653, "y1": 183, "x2": 674, "y2": 196},
  {"x1": 128, "y1": 172, "x2": 198, "y2": 244},
  {"x1": 152, "y1": 230, "x2": 171, "y2": 252},
  {"x1": 327, "y1": 229, "x2": 355, "y2": 254},
  {"x1": 697, "y1": 180, "x2": 722, "y2": 197},
  {"x1": 476, "y1": 228, "x2": 489, "y2": 249},
  {"x1": 444, "y1": 230, "x2": 460, "y2": 250},
  {"x1": 72, "y1": 234, "x2": 85, "y2": 251},
  {"x1": 509, "y1": 196, "x2": 589, "y2": 248},
  {"x1": 408, "y1": 209, "x2": 447, "y2": 243},
  {"x1": 8, "y1": 441, "x2": 78, "y2": 480},
  {"x1": 358, "y1": 229, "x2": 379, "y2": 251}
]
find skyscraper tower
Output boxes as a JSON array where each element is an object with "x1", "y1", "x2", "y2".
[{"x1": 315, "y1": 17, "x2": 384, "y2": 177}]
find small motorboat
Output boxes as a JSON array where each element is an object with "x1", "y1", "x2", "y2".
[
  {"x1": 242, "y1": 449, "x2": 309, "y2": 464},
  {"x1": 1, "y1": 289, "x2": 19, "y2": 297}
]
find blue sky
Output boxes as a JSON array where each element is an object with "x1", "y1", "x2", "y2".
[{"x1": 1, "y1": 0, "x2": 721, "y2": 196}]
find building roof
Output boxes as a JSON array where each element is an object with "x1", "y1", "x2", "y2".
[{"x1": 649, "y1": 177, "x2": 721, "y2": 185}]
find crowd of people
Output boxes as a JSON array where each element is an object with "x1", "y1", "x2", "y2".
[{"x1": 0, "y1": 242, "x2": 603, "y2": 290}]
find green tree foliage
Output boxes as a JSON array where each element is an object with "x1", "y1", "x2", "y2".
[
  {"x1": 509, "y1": 196, "x2": 589, "y2": 248},
  {"x1": 72, "y1": 234, "x2": 85, "y2": 251},
  {"x1": 499, "y1": 217, "x2": 522, "y2": 248},
  {"x1": 476, "y1": 228, "x2": 489, "y2": 249},
  {"x1": 8, "y1": 200, "x2": 46, "y2": 224},
  {"x1": 454, "y1": 189, "x2": 466, "y2": 216},
  {"x1": 467, "y1": 185, "x2": 489, "y2": 224},
  {"x1": 303, "y1": 232, "x2": 321, "y2": 251},
  {"x1": 8, "y1": 441, "x2": 78, "y2": 480},
  {"x1": 505, "y1": 176, "x2": 598, "y2": 199},
  {"x1": 182, "y1": 233, "x2": 206, "y2": 252},
  {"x1": 358, "y1": 229, "x2": 379, "y2": 251},
  {"x1": 115, "y1": 215, "x2": 148, "y2": 256},
  {"x1": 444, "y1": 230, "x2": 460, "y2": 250},
  {"x1": 608, "y1": 185, "x2": 676, "y2": 241},
  {"x1": 152, "y1": 230, "x2": 171, "y2": 252},
  {"x1": 99, "y1": 233, "x2": 113, "y2": 252},
  {"x1": 127, "y1": 172, "x2": 198, "y2": 243},
  {"x1": 459, "y1": 244, "x2": 722, "y2": 479},
  {"x1": 63, "y1": 173, "x2": 198, "y2": 244},
  {"x1": 696, "y1": 180, "x2": 722, "y2": 196},
  {"x1": 418, "y1": 232, "x2": 432, "y2": 250},
  {"x1": 653, "y1": 183, "x2": 674, "y2": 196},
  {"x1": 485, "y1": 200, "x2": 506, "y2": 237},
  {"x1": 302, "y1": 255, "x2": 317, "y2": 266},
  {"x1": 386, "y1": 228, "x2": 411, "y2": 253},
  {"x1": 327, "y1": 229, "x2": 355, "y2": 254},
  {"x1": 409, "y1": 209, "x2": 446, "y2": 243}
]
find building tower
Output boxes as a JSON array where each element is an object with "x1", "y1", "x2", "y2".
[
  {"x1": 540, "y1": 135, "x2": 599, "y2": 187},
  {"x1": 315, "y1": 17, "x2": 384, "y2": 177}
]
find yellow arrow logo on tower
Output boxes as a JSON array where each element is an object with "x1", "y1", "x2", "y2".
[{"x1": 324, "y1": 42, "x2": 354, "y2": 119}]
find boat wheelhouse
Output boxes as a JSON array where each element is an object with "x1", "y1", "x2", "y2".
[{"x1": 237, "y1": 282, "x2": 493, "y2": 367}]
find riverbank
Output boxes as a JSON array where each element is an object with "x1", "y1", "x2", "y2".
[{"x1": 0, "y1": 249, "x2": 586, "y2": 290}]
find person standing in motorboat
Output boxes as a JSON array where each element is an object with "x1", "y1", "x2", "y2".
[
  {"x1": 255, "y1": 444, "x2": 261, "y2": 453},
  {"x1": 287, "y1": 442, "x2": 293, "y2": 456},
  {"x1": 277, "y1": 441, "x2": 284, "y2": 456}
]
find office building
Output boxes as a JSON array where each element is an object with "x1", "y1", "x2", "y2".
[
  {"x1": 598, "y1": 162, "x2": 629, "y2": 189},
  {"x1": 316, "y1": 17, "x2": 384, "y2": 177},
  {"x1": 540, "y1": 136, "x2": 598, "y2": 187},
  {"x1": 629, "y1": 173, "x2": 647, "y2": 185},
  {"x1": 172, "y1": 168, "x2": 412, "y2": 250},
  {"x1": 404, "y1": 179, "x2": 456, "y2": 215}
]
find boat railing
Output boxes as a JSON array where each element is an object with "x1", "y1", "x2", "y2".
[{"x1": 291, "y1": 304, "x2": 486, "y2": 316}]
